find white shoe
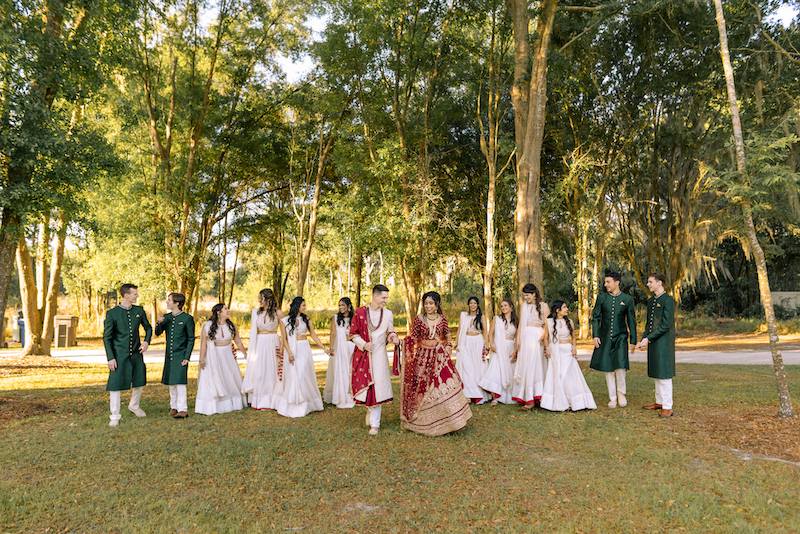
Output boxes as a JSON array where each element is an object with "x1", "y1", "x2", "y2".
[
  {"x1": 617, "y1": 393, "x2": 627, "y2": 407},
  {"x1": 369, "y1": 427, "x2": 379, "y2": 436},
  {"x1": 608, "y1": 399, "x2": 617, "y2": 408},
  {"x1": 129, "y1": 408, "x2": 146, "y2": 417},
  {"x1": 109, "y1": 419, "x2": 119, "y2": 427}
]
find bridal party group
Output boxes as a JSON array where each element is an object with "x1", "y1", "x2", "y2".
[{"x1": 102, "y1": 272, "x2": 676, "y2": 436}]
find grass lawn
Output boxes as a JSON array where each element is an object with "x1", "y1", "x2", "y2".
[{"x1": 1, "y1": 357, "x2": 798, "y2": 533}]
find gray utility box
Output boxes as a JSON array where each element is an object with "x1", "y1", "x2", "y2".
[{"x1": 54, "y1": 315, "x2": 79, "y2": 348}]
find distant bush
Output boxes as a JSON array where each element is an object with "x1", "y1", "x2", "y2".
[{"x1": 773, "y1": 304, "x2": 800, "y2": 321}]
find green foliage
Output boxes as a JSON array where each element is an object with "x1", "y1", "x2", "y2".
[
  {"x1": 717, "y1": 132, "x2": 800, "y2": 216},
  {"x1": 9, "y1": 0, "x2": 800, "y2": 330}
]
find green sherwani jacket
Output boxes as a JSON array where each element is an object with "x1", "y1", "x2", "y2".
[
  {"x1": 590, "y1": 292, "x2": 637, "y2": 372},
  {"x1": 104, "y1": 305, "x2": 153, "y2": 391},
  {"x1": 643, "y1": 292, "x2": 676, "y2": 379},
  {"x1": 156, "y1": 311, "x2": 196, "y2": 385}
]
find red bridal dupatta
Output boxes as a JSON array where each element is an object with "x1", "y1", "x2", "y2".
[
  {"x1": 400, "y1": 315, "x2": 472, "y2": 436},
  {"x1": 349, "y1": 306, "x2": 373, "y2": 401}
]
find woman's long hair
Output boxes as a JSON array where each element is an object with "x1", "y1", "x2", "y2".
[
  {"x1": 208, "y1": 303, "x2": 237, "y2": 341},
  {"x1": 548, "y1": 300, "x2": 573, "y2": 338},
  {"x1": 421, "y1": 291, "x2": 443, "y2": 316},
  {"x1": 287, "y1": 296, "x2": 310, "y2": 335},
  {"x1": 500, "y1": 298, "x2": 519, "y2": 328},
  {"x1": 258, "y1": 288, "x2": 277, "y2": 320},
  {"x1": 336, "y1": 297, "x2": 354, "y2": 327},
  {"x1": 522, "y1": 283, "x2": 543, "y2": 320},
  {"x1": 467, "y1": 296, "x2": 484, "y2": 331}
]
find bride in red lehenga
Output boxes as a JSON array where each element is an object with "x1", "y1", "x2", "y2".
[{"x1": 399, "y1": 291, "x2": 472, "y2": 436}]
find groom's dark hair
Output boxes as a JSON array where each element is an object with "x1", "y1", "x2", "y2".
[{"x1": 372, "y1": 284, "x2": 389, "y2": 294}]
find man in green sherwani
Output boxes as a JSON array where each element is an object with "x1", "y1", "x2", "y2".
[
  {"x1": 636, "y1": 273, "x2": 676, "y2": 418},
  {"x1": 104, "y1": 283, "x2": 152, "y2": 427},
  {"x1": 590, "y1": 272, "x2": 636, "y2": 408},
  {"x1": 155, "y1": 293, "x2": 195, "y2": 419}
]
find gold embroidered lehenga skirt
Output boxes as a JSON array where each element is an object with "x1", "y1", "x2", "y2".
[{"x1": 401, "y1": 331, "x2": 472, "y2": 436}]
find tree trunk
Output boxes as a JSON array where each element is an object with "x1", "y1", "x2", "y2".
[
  {"x1": 354, "y1": 251, "x2": 364, "y2": 308},
  {"x1": 296, "y1": 100, "x2": 353, "y2": 297},
  {"x1": 714, "y1": 0, "x2": 792, "y2": 418},
  {"x1": 227, "y1": 238, "x2": 240, "y2": 310},
  {"x1": 219, "y1": 215, "x2": 228, "y2": 302},
  {"x1": 296, "y1": 146, "x2": 326, "y2": 297},
  {"x1": 510, "y1": 0, "x2": 558, "y2": 297},
  {"x1": 478, "y1": 0, "x2": 510, "y2": 318},
  {"x1": 35, "y1": 217, "x2": 50, "y2": 317},
  {"x1": 16, "y1": 238, "x2": 44, "y2": 355},
  {"x1": 0, "y1": 209, "x2": 20, "y2": 341},
  {"x1": 577, "y1": 217, "x2": 590, "y2": 339},
  {"x1": 272, "y1": 255, "x2": 286, "y2": 307},
  {"x1": 179, "y1": 10, "x2": 227, "y2": 272},
  {"x1": 41, "y1": 212, "x2": 67, "y2": 354}
]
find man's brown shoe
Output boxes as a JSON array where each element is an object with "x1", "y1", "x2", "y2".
[
  {"x1": 174, "y1": 411, "x2": 188, "y2": 419},
  {"x1": 168, "y1": 409, "x2": 178, "y2": 417},
  {"x1": 642, "y1": 403, "x2": 662, "y2": 410},
  {"x1": 658, "y1": 409, "x2": 674, "y2": 418}
]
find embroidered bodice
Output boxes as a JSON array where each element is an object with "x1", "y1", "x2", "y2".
[
  {"x1": 552, "y1": 318, "x2": 571, "y2": 342},
  {"x1": 205, "y1": 322, "x2": 232, "y2": 344},
  {"x1": 525, "y1": 304, "x2": 542, "y2": 325},
  {"x1": 499, "y1": 317, "x2": 517, "y2": 339},
  {"x1": 286, "y1": 316, "x2": 308, "y2": 337},
  {"x1": 466, "y1": 314, "x2": 482, "y2": 334},
  {"x1": 411, "y1": 315, "x2": 450, "y2": 342},
  {"x1": 256, "y1": 311, "x2": 279, "y2": 331}
]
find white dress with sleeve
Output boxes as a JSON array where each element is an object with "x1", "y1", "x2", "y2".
[
  {"x1": 541, "y1": 318, "x2": 596, "y2": 412},
  {"x1": 455, "y1": 312, "x2": 491, "y2": 404},
  {"x1": 478, "y1": 317, "x2": 517, "y2": 404},
  {"x1": 241, "y1": 309, "x2": 282, "y2": 410},
  {"x1": 511, "y1": 304, "x2": 547, "y2": 405},
  {"x1": 195, "y1": 322, "x2": 246, "y2": 415},
  {"x1": 323, "y1": 317, "x2": 356, "y2": 408},
  {"x1": 274, "y1": 316, "x2": 324, "y2": 418}
]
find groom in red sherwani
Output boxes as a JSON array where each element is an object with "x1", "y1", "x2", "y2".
[{"x1": 350, "y1": 284, "x2": 400, "y2": 435}]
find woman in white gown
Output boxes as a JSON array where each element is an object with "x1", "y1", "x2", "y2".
[
  {"x1": 195, "y1": 303, "x2": 247, "y2": 415},
  {"x1": 479, "y1": 299, "x2": 518, "y2": 405},
  {"x1": 241, "y1": 288, "x2": 287, "y2": 410},
  {"x1": 541, "y1": 301, "x2": 597, "y2": 412},
  {"x1": 323, "y1": 297, "x2": 356, "y2": 408},
  {"x1": 274, "y1": 297, "x2": 329, "y2": 418},
  {"x1": 512, "y1": 283, "x2": 550, "y2": 410},
  {"x1": 454, "y1": 297, "x2": 491, "y2": 404}
]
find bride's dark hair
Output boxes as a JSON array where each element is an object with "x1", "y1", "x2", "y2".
[{"x1": 421, "y1": 291, "x2": 443, "y2": 315}]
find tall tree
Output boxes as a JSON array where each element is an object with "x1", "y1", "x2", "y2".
[
  {"x1": 713, "y1": 0, "x2": 793, "y2": 418},
  {"x1": 476, "y1": 0, "x2": 514, "y2": 316},
  {"x1": 509, "y1": 0, "x2": 558, "y2": 296},
  {"x1": 126, "y1": 0, "x2": 310, "y2": 310},
  {"x1": 1, "y1": 0, "x2": 128, "y2": 354}
]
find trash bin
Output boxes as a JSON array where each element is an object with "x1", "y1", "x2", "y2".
[
  {"x1": 54, "y1": 315, "x2": 79, "y2": 348},
  {"x1": 16, "y1": 312, "x2": 25, "y2": 348}
]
